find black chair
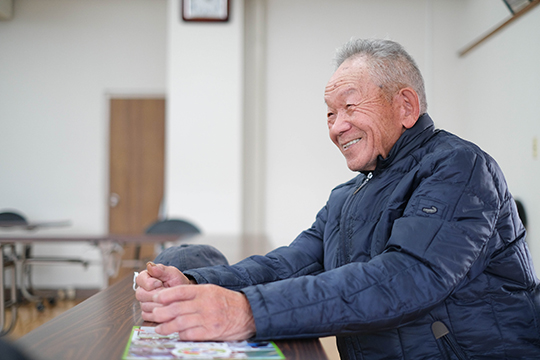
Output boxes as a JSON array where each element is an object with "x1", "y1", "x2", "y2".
[
  {"x1": 0, "y1": 211, "x2": 87, "y2": 313},
  {"x1": 145, "y1": 219, "x2": 201, "y2": 235},
  {"x1": 135, "y1": 219, "x2": 201, "y2": 266},
  {"x1": 0, "y1": 211, "x2": 27, "y2": 227},
  {"x1": 515, "y1": 199, "x2": 528, "y2": 229}
]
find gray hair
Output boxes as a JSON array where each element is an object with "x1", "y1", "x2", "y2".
[{"x1": 335, "y1": 38, "x2": 427, "y2": 114}]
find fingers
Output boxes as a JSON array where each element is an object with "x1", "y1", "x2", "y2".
[
  {"x1": 155, "y1": 313, "x2": 202, "y2": 337},
  {"x1": 155, "y1": 313, "x2": 239, "y2": 341},
  {"x1": 136, "y1": 285, "x2": 163, "y2": 303},
  {"x1": 152, "y1": 298, "x2": 196, "y2": 324},
  {"x1": 136, "y1": 270, "x2": 163, "y2": 292},
  {"x1": 146, "y1": 262, "x2": 189, "y2": 287},
  {"x1": 140, "y1": 301, "x2": 162, "y2": 314},
  {"x1": 152, "y1": 285, "x2": 197, "y2": 305},
  {"x1": 136, "y1": 263, "x2": 192, "y2": 302},
  {"x1": 141, "y1": 310, "x2": 158, "y2": 322},
  {"x1": 150, "y1": 285, "x2": 257, "y2": 341},
  {"x1": 137, "y1": 263, "x2": 194, "y2": 327}
]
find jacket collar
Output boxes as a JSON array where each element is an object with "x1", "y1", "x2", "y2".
[{"x1": 375, "y1": 113, "x2": 436, "y2": 172}]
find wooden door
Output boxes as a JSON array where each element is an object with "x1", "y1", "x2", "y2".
[{"x1": 108, "y1": 98, "x2": 165, "y2": 284}]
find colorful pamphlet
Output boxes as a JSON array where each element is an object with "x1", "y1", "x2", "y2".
[{"x1": 122, "y1": 326, "x2": 285, "y2": 359}]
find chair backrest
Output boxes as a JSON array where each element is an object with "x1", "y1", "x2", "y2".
[
  {"x1": 0, "y1": 211, "x2": 28, "y2": 225},
  {"x1": 145, "y1": 219, "x2": 201, "y2": 235},
  {"x1": 515, "y1": 199, "x2": 527, "y2": 229}
]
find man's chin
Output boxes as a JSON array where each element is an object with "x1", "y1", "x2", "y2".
[
  {"x1": 347, "y1": 164, "x2": 366, "y2": 172},
  {"x1": 346, "y1": 159, "x2": 375, "y2": 172}
]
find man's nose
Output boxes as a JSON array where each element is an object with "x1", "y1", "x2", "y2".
[{"x1": 331, "y1": 113, "x2": 352, "y2": 135}]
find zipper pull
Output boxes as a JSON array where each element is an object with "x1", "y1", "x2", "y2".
[
  {"x1": 432, "y1": 321, "x2": 449, "y2": 339},
  {"x1": 353, "y1": 172, "x2": 373, "y2": 195},
  {"x1": 432, "y1": 321, "x2": 468, "y2": 360}
]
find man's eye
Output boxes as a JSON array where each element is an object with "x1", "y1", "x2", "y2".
[{"x1": 327, "y1": 112, "x2": 335, "y2": 124}]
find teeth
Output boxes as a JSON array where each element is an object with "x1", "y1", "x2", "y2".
[{"x1": 343, "y1": 139, "x2": 360, "y2": 150}]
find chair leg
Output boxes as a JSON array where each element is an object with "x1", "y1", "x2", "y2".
[{"x1": 134, "y1": 245, "x2": 141, "y2": 261}]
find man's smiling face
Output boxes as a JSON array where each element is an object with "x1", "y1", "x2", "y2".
[{"x1": 325, "y1": 57, "x2": 406, "y2": 172}]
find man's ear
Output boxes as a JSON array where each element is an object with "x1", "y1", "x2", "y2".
[{"x1": 397, "y1": 87, "x2": 420, "y2": 129}]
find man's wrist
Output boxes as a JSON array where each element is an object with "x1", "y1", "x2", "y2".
[
  {"x1": 184, "y1": 273, "x2": 198, "y2": 284},
  {"x1": 241, "y1": 293, "x2": 257, "y2": 339}
]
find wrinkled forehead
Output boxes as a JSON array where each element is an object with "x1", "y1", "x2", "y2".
[
  {"x1": 324, "y1": 61, "x2": 373, "y2": 102},
  {"x1": 324, "y1": 81, "x2": 358, "y2": 104}
]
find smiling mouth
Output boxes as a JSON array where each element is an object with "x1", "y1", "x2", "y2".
[{"x1": 342, "y1": 138, "x2": 360, "y2": 150}]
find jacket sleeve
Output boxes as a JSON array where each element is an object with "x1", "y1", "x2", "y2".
[
  {"x1": 183, "y1": 205, "x2": 328, "y2": 290},
  {"x1": 241, "y1": 147, "x2": 519, "y2": 340}
]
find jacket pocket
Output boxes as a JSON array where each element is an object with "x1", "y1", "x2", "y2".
[{"x1": 432, "y1": 321, "x2": 469, "y2": 360}]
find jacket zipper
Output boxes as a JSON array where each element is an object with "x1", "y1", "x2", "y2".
[
  {"x1": 442, "y1": 336, "x2": 467, "y2": 360},
  {"x1": 339, "y1": 172, "x2": 373, "y2": 265},
  {"x1": 432, "y1": 321, "x2": 469, "y2": 360},
  {"x1": 353, "y1": 172, "x2": 373, "y2": 194}
]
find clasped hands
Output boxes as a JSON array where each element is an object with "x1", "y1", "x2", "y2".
[{"x1": 135, "y1": 262, "x2": 256, "y2": 341}]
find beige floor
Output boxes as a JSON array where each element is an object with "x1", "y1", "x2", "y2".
[{"x1": 3, "y1": 297, "x2": 83, "y2": 341}]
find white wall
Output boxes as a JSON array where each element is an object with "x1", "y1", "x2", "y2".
[
  {"x1": 1, "y1": 0, "x2": 538, "y2": 289},
  {"x1": 457, "y1": 1, "x2": 540, "y2": 270},
  {"x1": 0, "y1": 0, "x2": 167, "y2": 287},
  {"x1": 165, "y1": 0, "x2": 244, "y2": 234}
]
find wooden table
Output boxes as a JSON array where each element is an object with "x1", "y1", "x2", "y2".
[
  {"x1": 17, "y1": 275, "x2": 329, "y2": 360},
  {"x1": 0, "y1": 234, "x2": 181, "y2": 335},
  {"x1": 0, "y1": 233, "x2": 269, "y2": 335}
]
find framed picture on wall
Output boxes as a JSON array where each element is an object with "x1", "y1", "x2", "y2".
[{"x1": 181, "y1": 0, "x2": 230, "y2": 22}]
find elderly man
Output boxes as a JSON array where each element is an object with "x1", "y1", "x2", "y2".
[{"x1": 136, "y1": 39, "x2": 540, "y2": 359}]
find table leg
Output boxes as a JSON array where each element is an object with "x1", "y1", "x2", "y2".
[
  {"x1": 98, "y1": 241, "x2": 124, "y2": 289},
  {"x1": 0, "y1": 244, "x2": 18, "y2": 336},
  {"x1": 17, "y1": 245, "x2": 42, "y2": 304}
]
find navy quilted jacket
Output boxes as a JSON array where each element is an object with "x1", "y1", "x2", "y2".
[{"x1": 186, "y1": 114, "x2": 540, "y2": 359}]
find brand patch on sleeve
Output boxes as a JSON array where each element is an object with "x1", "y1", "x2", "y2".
[
  {"x1": 422, "y1": 206, "x2": 438, "y2": 214},
  {"x1": 416, "y1": 198, "x2": 446, "y2": 218}
]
